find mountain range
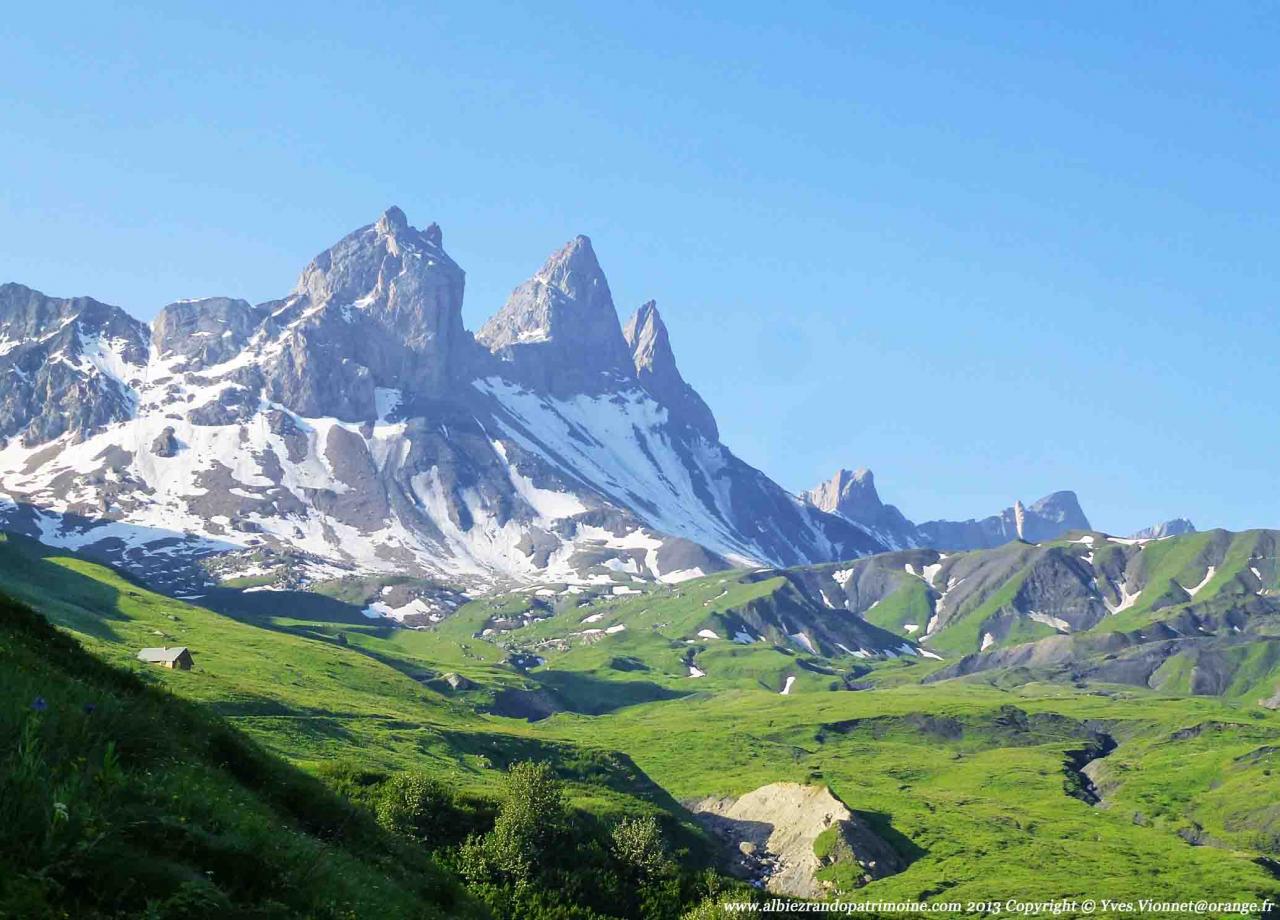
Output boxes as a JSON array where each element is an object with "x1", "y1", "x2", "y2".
[
  {"x1": 1, "y1": 208, "x2": 1106, "y2": 603},
  {"x1": 803, "y1": 466, "x2": 1092, "y2": 551}
]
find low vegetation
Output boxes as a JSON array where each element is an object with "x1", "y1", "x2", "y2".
[{"x1": 4, "y1": 531, "x2": 1280, "y2": 916}]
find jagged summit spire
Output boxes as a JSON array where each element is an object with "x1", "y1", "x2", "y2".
[
  {"x1": 371, "y1": 205, "x2": 442, "y2": 248},
  {"x1": 476, "y1": 234, "x2": 632, "y2": 395},
  {"x1": 264, "y1": 207, "x2": 468, "y2": 418},
  {"x1": 525, "y1": 235, "x2": 603, "y2": 302},
  {"x1": 376, "y1": 205, "x2": 409, "y2": 234},
  {"x1": 623, "y1": 300, "x2": 718, "y2": 439},
  {"x1": 291, "y1": 207, "x2": 459, "y2": 305}
]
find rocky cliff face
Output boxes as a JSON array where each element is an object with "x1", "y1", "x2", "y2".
[
  {"x1": 151, "y1": 298, "x2": 260, "y2": 372},
  {"x1": 0, "y1": 284, "x2": 150, "y2": 448},
  {"x1": 262, "y1": 207, "x2": 473, "y2": 420},
  {"x1": 623, "y1": 301, "x2": 718, "y2": 440},
  {"x1": 477, "y1": 235, "x2": 632, "y2": 396},
  {"x1": 0, "y1": 210, "x2": 884, "y2": 598},
  {"x1": 806, "y1": 467, "x2": 1091, "y2": 551}
]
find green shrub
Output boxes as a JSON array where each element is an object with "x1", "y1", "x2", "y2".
[
  {"x1": 611, "y1": 815, "x2": 674, "y2": 882},
  {"x1": 376, "y1": 772, "x2": 453, "y2": 847},
  {"x1": 488, "y1": 761, "x2": 567, "y2": 886}
]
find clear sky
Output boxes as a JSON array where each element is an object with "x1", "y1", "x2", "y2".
[{"x1": 2, "y1": 2, "x2": 1277, "y2": 535}]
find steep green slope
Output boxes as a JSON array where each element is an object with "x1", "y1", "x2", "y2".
[
  {"x1": 9, "y1": 528, "x2": 1280, "y2": 915},
  {"x1": 0, "y1": 533, "x2": 717, "y2": 825},
  {"x1": 0, "y1": 589, "x2": 480, "y2": 919}
]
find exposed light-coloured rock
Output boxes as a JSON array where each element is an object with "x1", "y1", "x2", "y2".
[{"x1": 691, "y1": 783, "x2": 904, "y2": 898}]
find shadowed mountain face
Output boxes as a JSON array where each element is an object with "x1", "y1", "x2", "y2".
[
  {"x1": 0, "y1": 209, "x2": 884, "y2": 597},
  {"x1": 804, "y1": 467, "x2": 1091, "y2": 551}
]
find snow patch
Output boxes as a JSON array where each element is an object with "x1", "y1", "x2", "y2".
[
  {"x1": 1182, "y1": 566, "x2": 1216, "y2": 598},
  {"x1": 1028, "y1": 610, "x2": 1071, "y2": 632}
]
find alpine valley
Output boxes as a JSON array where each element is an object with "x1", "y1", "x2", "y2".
[{"x1": 3, "y1": 211, "x2": 1278, "y2": 920}]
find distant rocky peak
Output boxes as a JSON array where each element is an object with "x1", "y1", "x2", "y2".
[
  {"x1": 804, "y1": 467, "x2": 919, "y2": 550},
  {"x1": 623, "y1": 300, "x2": 667, "y2": 364},
  {"x1": 806, "y1": 468, "x2": 881, "y2": 516},
  {"x1": 1130, "y1": 518, "x2": 1196, "y2": 540},
  {"x1": 290, "y1": 206, "x2": 460, "y2": 314},
  {"x1": 623, "y1": 300, "x2": 719, "y2": 439},
  {"x1": 1026, "y1": 491, "x2": 1089, "y2": 528},
  {"x1": 476, "y1": 234, "x2": 633, "y2": 395}
]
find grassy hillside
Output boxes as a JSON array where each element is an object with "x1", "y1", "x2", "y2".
[
  {"x1": 6, "y1": 530, "x2": 1280, "y2": 916},
  {"x1": 541, "y1": 686, "x2": 1280, "y2": 911},
  {"x1": 0, "y1": 588, "x2": 480, "y2": 919}
]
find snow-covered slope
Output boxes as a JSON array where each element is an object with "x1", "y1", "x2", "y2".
[{"x1": 0, "y1": 209, "x2": 885, "y2": 596}]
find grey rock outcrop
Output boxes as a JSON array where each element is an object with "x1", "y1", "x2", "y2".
[
  {"x1": 151, "y1": 297, "x2": 260, "y2": 371},
  {"x1": 262, "y1": 206, "x2": 471, "y2": 419},
  {"x1": 623, "y1": 301, "x2": 718, "y2": 440},
  {"x1": 477, "y1": 235, "x2": 634, "y2": 395},
  {"x1": 0, "y1": 283, "x2": 149, "y2": 446},
  {"x1": 916, "y1": 491, "x2": 1091, "y2": 549},
  {"x1": 804, "y1": 468, "x2": 917, "y2": 549},
  {"x1": 151, "y1": 426, "x2": 179, "y2": 458}
]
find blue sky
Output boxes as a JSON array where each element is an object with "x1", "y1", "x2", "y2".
[{"x1": 2, "y1": 2, "x2": 1277, "y2": 534}]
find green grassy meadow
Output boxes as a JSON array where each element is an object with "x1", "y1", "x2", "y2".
[{"x1": 4, "y1": 531, "x2": 1280, "y2": 918}]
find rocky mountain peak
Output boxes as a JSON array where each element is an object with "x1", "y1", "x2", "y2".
[
  {"x1": 623, "y1": 300, "x2": 718, "y2": 439},
  {"x1": 151, "y1": 297, "x2": 259, "y2": 371},
  {"x1": 290, "y1": 207, "x2": 459, "y2": 310},
  {"x1": 806, "y1": 468, "x2": 885, "y2": 518},
  {"x1": 0, "y1": 284, "x2": 149, "y2": 446},
  {"x1": 375, "y1": 205, "x2": 409, "y2": 235},
  {"x1": 1131, "y1": 518, "x2": 1196, "y2": 540},
  {"x1": 802, "y1": 467, "x2": 920, "y2": 550},
  {"x1": 1025, "y1": 491, "x2": 1090, "y2": 531},
  {"x1": 476, "y1": 235, "x2": 633, "y2": 395},
  {"x1": 258, "y1": 208, "x2": 469, "y2": 419}
]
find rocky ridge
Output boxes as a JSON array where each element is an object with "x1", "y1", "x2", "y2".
[
  {"x1": 0, "y1": 209, "x2": 882, "y2": 601},
  {"x1": 804, "y1": 467, "x2": 1091, "y2": 551}
]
